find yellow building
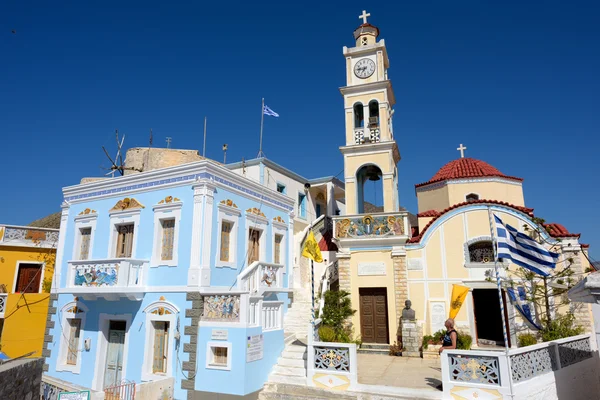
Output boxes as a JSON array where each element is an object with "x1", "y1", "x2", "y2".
[
  {"x1": 0, "y1": 223, "x2": 58, "y2": 358},
  {"x1": 332, "y1": 14, "x2": 592, "y2": 348}
]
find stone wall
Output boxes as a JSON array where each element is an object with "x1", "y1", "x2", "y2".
[
  {"x1": 124, "y1": 148, "x2": 205, "y2": 175},
  {"x1": 337, "y1": 255, "x2": 351, "y2": 293},
  {"x1": 391, "y1": 255, "x2": 408, "y2": 325},
  {"x1": 0, "y1": 358, "x2": 43, "y2": 400},
  {"x1": 182, "y1": 292, "x2": 202, "y2": 400}
]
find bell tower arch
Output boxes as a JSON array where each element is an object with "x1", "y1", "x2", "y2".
[{"x1": 340, "y1": 11, "x2": 401, "y2": 215}]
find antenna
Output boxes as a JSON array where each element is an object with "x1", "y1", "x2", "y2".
[
  {"x1": 203, "y1": 117, "x2": 207, "y2": 158},
  {"x1": 166, "y1": 137, "x2": 172, "y2": 149},
  {"x1": 222, "y1": 144, "x2": 228, "y2": 164},
  {"x1": 101, "y1": 129, "x2": 127, "y2": 177}
]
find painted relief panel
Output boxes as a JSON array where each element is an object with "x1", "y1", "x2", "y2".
[
  {"x1": 202, "y1": 295, "x2": 240, "y2": 322},
  {"x1": 74, "y1": 264, "x2": 118, "y2": 286}
]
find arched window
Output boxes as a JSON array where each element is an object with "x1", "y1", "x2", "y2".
[
  {"x1": 142, "y1": 299, "x2": 179, "y2": 380},
  {"x1": 468, "y1": 241, "x2": 494, "y2": 263},
  {"x1": 353, "y1": 103, "x2": 364, "y2": 128},
  {"x1": 466, "y1": 193, "x2": 479, "y2": 202},
  {"x1": 356, "y1": 164, "x2": 383, "y2": 214},
  {"x1": 368, "y1": 100, "x2": 379, "y2": 127},
  {"x1": 57, "y1": 301, "x2": 88, "y2": 373}
]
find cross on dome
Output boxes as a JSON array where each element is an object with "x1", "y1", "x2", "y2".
[
  {"x1": 457, "y1": 143, "x2": 467, "y2": 158},
  {"x1": 359, "y1": 10, "x2": 371, "y2": 24}
]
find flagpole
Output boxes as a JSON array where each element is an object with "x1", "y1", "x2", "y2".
[
  {"x1": 202, "y1": 117, "x2": 207, "y2": 158},
  {"x1": 487, "y1": 206, "x2": 515, "y2": 399},
  {"x1": 258, "y1": 98, "x2": 265, "y2": 158}
]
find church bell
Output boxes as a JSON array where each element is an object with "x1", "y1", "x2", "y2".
[{"x1": 364, "y1": 165, "x2": 381, "y2": 181}]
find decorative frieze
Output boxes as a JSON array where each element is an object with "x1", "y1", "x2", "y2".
[
  {"x1": 334, "y1": 213, "x2": 406, "y2": 239},
  {"x1": 202, "y1": 294, "x2": 240, "y2": 322},
  {"x1": 109, "y1": 197, "x2": 145, "y2": 212}
]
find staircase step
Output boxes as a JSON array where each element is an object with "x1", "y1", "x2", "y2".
[
  {"x1": 272, "y1": 365, "x2": 306, "y2": 377},
  {"x1": 260, "y1": 383, "x2": 357, "y2": 400},
  {"x1": 286, "y1": 344, "x2": 307, "y2": 353},
  {"x1": 277, "y1": 356, "x2": 306, "y2": 368},
  {"x1": 357, "y1": 347, "x2": 389, "y2": 355},
  {"x1": 284, "y1": 333, "x2": 296, "y2": 345},
  {"x1": 360, "y1": 343, "x2": 390, "y2": 350},
  {"x1": 267, "y1": 374, "x2": 308, "y2": 386},
  {"x1": 281, "y1": 350, "x2": 307, "y2": 360}
]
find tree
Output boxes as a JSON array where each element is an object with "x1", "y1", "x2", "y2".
[{"x1": 485, "y1": 216, "x2": 585, "y2": 341}]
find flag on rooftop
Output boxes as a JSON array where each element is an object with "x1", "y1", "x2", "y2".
[
  {"x1": 494, "y1": 215, "x2": 559, "y2": 277},
  {"x1": 263, "y1": 105, "x2": 279, "y2": 117}
]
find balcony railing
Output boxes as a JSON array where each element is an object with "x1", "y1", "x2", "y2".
[
  {"x1": 238, "y1": 261, "x2": 285, "y2": 295},
  {"x1": 67, "y1": 258, "x2": 149, "y2": 300},
  {"x1": 333, "y1": 212, "x2": 409, "y2": 244},
  {"x1": 0, "y1": 293, "x2": 7, "y2": 318},
  {"x1": 0, "y1": 224, "x2": 59, "y2": 249}
]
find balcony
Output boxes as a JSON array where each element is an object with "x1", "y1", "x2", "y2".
[
  {"x1": 333, "y1": 211, "x2": 410, "y2": 247},
  {"x1": 0, "y1": 224, "x2": 58, "y2": 249},
  {"x1": 237, "y1": 261, "x2": 285, "y2": 295},
  {"x1": 67, "y1": 258, "x2": 149, "y2": 301}
]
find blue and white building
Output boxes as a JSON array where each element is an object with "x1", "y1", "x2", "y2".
[{"x1": 43, "y1": 158, "x2": 298, "y2": 399}]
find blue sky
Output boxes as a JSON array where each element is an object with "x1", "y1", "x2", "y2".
[{"x1": 1, "y1": 1, "x2": 598, "y2": 258}]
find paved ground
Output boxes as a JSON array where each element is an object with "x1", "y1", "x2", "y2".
[{"x1": 357, "y1": 353, "x2": 443, "y2": 391}]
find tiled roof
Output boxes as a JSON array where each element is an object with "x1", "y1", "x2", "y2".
[
  {"x1": 415, "y1": 158, "x2": 523, "y2": 188},
  {"x1": 544, "y1": 223, "x2": 581, "y2": 238},
  {"x1": 417, "y1": 210, "x2": 441, "y2": 218},
  {"x1": 408, "y1": 199, "x2": 534, "y2": 243}
]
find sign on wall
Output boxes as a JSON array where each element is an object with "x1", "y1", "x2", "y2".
[
  {"x1": 246, "y1": 334, "x2": 264, "y2": 363},
  {"x1": 211, "y1": 329, "x2": 228, "y2": 340},
  {"x1": 58, "y1": 392, "x2": 90, "y2": 400},
  {"x1": 430, "y1": 301, "x2": 447, "y2": 334},
  {"x1": 357, "y1": 262, "x2": 386, "y2": 276},
  {"x1": 407, "y1": 258, "x2": 423, "y2": 270}
]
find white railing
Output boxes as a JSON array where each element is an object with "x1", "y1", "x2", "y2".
[
  {"x1": 317, "y1": 260, "x2": 338, "y2": 319},
  {"x1": 237, "y1": 261, "x2": 284, "y2": 294},
  {"x1": 262, "y1": 301, "x2": 284, "y2": 332},
  {"x1": 0, "y1": 293, "x2": 7, "y2": 318},
  {"x1": 306, "y1": 323, "x2": 358, "y2": 390},
  {"x1": 68, "y1": 259, "x2": 148, "y2": 289},
  {"x1": 248, "y1": 297, "x2": 261, "y2": 326},
  {"x1": 0, "y1": 224, "x2": 59, "y2": 249},
  {"x1": 441, "y1": 334, "x2": 598, "y2": 399}
]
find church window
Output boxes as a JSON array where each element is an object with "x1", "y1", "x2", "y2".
[
  {"x1": 468, "y1": 242, "x2": 494, "y2": 263},
  {"x1": 276, "y1": 183, "x2": 286, "y2": 194},
  {"x1": 361, "y1": 37, "x2": 368, "y2": 46},
  {"x1": 466, "y1": 193, "x2": 479, "y2": 202},
  {"x1": 353, "y1": 103, "x2": 364, "y2": 128},
  {"x1": 368, "y1": 100, "x2": 379, "y2": 127}
]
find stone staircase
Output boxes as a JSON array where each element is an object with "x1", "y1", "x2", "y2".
[
  {"x1": 265, "y1": 338, "x2": 308, "y2": 386},
  {"x1": 283, "y1": 299, "x2": 313, "y2": 340}
]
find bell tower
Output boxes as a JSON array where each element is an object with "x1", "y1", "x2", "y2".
[{"x1": 340, "y1": 10, "x2": 400, "y2": 215}]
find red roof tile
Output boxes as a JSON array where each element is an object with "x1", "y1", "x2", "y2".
[
  {"x1": 417, "y1": 210, "x2": 441, "y2": 218},
  {"x1": 408, "y1": 199, "x2": 534, "y2": 244},
  {"x1": 582, "y1": 243, "x2": 590, "y2": 249},
  {"x1": 415, "y1": 158, "x2": 523, "y2": 188},
  {"x1": 543, "y1": 223, "x2": 580, "y2": 238}
]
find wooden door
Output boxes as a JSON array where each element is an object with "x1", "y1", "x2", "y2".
[
  {"x1": 359, "y1": 288, "x2": 389, "y2": 344},
  {"x1": 248, "y1": 229, "x2": 260, "y2": 264},
  {"x1": 104, "y1": 320, "x2": 126, "y2": 389},
  {"x1": 16, "y1": 263, "x2": 42, "y2": 293}
]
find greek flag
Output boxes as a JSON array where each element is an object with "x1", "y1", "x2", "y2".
[
  {"x1": 507, "y1": 286, "x2": 542, "y2": 330},
  {"x1": 494, "y1": 215, "x2": 558, "y2": 277},
  {"x1": 263, "y1": 105, "x2": 279, "y2": 117}
]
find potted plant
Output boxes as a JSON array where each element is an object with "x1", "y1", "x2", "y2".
[{"x1": 389, "y1": 341, "x2": 402, "y2": 356}]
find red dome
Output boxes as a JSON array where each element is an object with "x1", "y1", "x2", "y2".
[{"x1": 415, "y1": 158, "x2": 523, "y2": 188}]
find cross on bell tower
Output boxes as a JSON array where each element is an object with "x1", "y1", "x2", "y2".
[
  {"x1": 457, "y1": 143, "x2": 467, "y2": 158},
  {"x1": 359, "y1": 10, "x2": 371, "y2": 24}
]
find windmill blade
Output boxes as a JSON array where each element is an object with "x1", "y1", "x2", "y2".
[
  {"x1": 117, "y1": 134, "x2": 125, "y2": 172},
  {"x1": 102, "y1": 146, "x2": 118, "y2": 168}
]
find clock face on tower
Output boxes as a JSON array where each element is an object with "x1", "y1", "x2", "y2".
[{"x1": 354, "y1": 58, "x2": 376, "y2": 79}]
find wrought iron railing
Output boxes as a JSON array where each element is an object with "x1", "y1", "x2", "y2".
[{"x1": 104, "y1": 380, "x2": 136, "y2": 400}]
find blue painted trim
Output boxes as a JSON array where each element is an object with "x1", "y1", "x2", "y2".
[
  {"x1": 406, "y1": 204, "x2": 557, "y2": 250},
  {"x1": 64, "y1": 172, "x2": 294, "y2": 212}
]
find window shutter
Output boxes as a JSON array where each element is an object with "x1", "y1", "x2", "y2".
[
  {"x1": 220, "y1": 222, "x2": 231, "y2": 262},
  {"x1": 79, "y1": 228, "x2": 91, "y2": 260},
  {"x1": 66, "y1": 318, "x2": 81, "y2": 365},
  {"x1": 152, "y1": 321, "x2": 168, "y2": 373},
  {"x1": 161, "y1": 220, "x2": 175, "y2": 260}
]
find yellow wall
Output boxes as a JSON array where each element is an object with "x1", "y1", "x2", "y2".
[
  {"x1": 0, "y1": 245, "x2": 55, "y2": 358},
  {"x1": 416, "y1": 181, "x2": 525, "y2": 213},
  {"x1": 346, "y1": 250, "x2": 398, "y2": 344}
]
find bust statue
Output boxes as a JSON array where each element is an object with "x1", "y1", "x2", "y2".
[{"x1": 402, "y1": 299, "x2": 415, "y2": 320}]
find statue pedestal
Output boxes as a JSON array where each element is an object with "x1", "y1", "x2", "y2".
[{"x1": 401, "y1": 318, "x2": 420, "y2": 357}]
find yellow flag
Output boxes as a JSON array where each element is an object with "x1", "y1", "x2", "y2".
[
  {"x1": 302, "y1": 231, "x2": 323, "y2": 263},
  {"x1": 449, "y1": 284, "x2": 469, "y2": 319}
]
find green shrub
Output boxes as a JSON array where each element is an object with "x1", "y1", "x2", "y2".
[
  {"x1": 456, "y1": 332, "x2": 472, "y2": 350},
  {"x1": 432, "y1": 329, "x2": 445, "y2": 343},
  {"x1": 42, "y1": 278, "x2": 52, "y2": 293},
  {"x1": 518, "y1": 333, "x2": 538, "y2": 347},
  {"x1": 422, "y1": 335, "x2": 434, "y2": 350},
  {"x1": 318, "y1": 325, "x2": 337, "y2": 342},
  {"x1": 320, "y1": 290, "x2": 357, "y2": 342},
  {"x1": 541, "y1": 313, "x2": 584, "y2": 342},
  {"x1": 389, "y1": 341, "x2": 402, "y2": 356}
]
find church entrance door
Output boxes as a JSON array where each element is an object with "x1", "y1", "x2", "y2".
[
  {"x1": 472, "y1": 289, "x2": 511, "y2": 347},
  {"x1": 359, "y1": 288, "x2": 389, "y2": 344}
]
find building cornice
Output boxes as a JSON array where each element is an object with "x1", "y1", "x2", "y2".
[
  {"x1": 62, "y1": 160, "x2": 295, "y2": 212},
  {"x1": 339, "y1": 140, "x2": 401, "y2": 164},
  {"x1": 339, "y1": 80, "x2": 396, "y2": 106},
  {"x1": 415, "y1": 177, "x2": 523, "y2": 193}
]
